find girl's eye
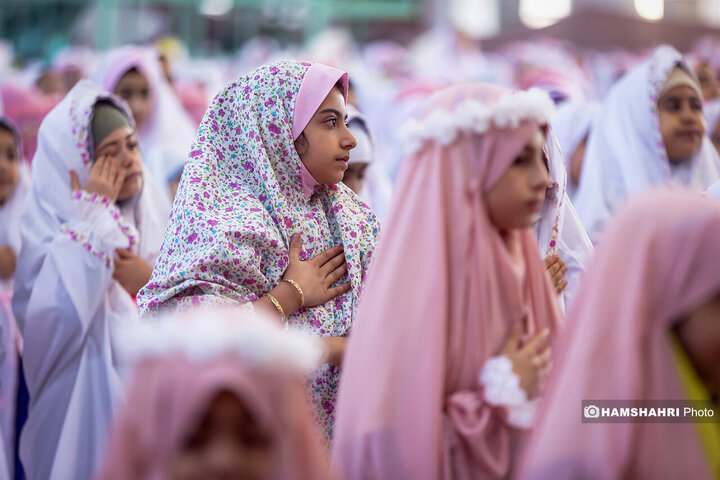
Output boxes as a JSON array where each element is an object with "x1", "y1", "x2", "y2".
[
  {"x1": 513, "y1": 155, "x2": 527, "y2": 166},
  {"x1": 127, "y1": 141, "x2": 138, "y2": 151},
  {"x1": 326, "y1": 118, "x2": 337, "y2": 127}
]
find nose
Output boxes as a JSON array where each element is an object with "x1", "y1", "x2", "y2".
[
  {"x1": 342, "y1": 124, "x2": 357, "y2": 151},
  {"x1": 530, "y1": 156, "x2": 550, "y2": 190},
  {"x1": 680, "y1": 103, "x2": 697, "y2": 123}
]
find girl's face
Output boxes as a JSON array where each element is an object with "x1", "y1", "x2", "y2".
[
  {"x1": 295, "y1": 87, "x2": 357, "y2": 185},
  {"x1": 658, "y1": 85, "x2": 705, "y2": 163},
  {"x1": 94, "y1": 126, "x2": 144, "y2": 201},
  {"x1": 114, "y1": 69, "x2": 152, "y2": 130},
  {"x1": 485, "y1": 128, "x2": 549, "y2": 232},
  {"x1": 169, "y1": 391, "x2": 274, "y2": 480},
  {"x1": 676, "y1": 293, "x2": 720, "y2": 396},
  {"x1": 694, "y1": 62, "x2": 720, "y2": 101},
  {"x1": 342, "y1": 162, "x2": 368, "y2": 194},
  {"x1": 0, "y1": 127, "x2": 20, "y2": 206}
]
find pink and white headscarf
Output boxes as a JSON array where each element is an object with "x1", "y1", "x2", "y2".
[
  {"x1": 574, "y1": 45, "x2": 720, "y2": 242},
  {"x1": 137, "y1": 61, "x2": 379, "y2": 441},
  {"x1": 519, "y1": 190, "x2": 720, "y2": 479},
  {"x1": 332, "y1": 83, "x2": 563, "y2": 480}
]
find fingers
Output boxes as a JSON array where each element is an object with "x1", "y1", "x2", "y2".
[
  {"x1": 70, "y1": 170, "x2": 80, "y2": 191},
  {"x1": 534, "y1": 346, "x2": 552, "y2": 367},
  {"x1": 311, "y1": 244, "x2": 343, "y2": 266},
  {"x1": 325, "y1": 262, "x2": 348, "y2": 286},
  {"x1": 543, "y1": 254, "x2": 558, "y2": 268},
  {"x1": 320, "y1": 251, "x2": 346, "y2": 276},
  {"x1": 521, "y1": 328, "x2": 550, "y2": 356},
  {"x1": 288, "y1": 233, "x2": 302, "y2": 261},
  {"x1": 547, "y1": 260, "x2": 563, "y2": 279},
  {"x1": 502, "y1": 322, "x2": 524, "y2": 355},
  {"x1": 555, "y1": 279, "x2": 568, "y2": 294},
  {"x1": 115, "y1": 249, "x2": 133, "y2": 259},
  {"x1": 325, "y1": 282, "x2": 351, "y2": 301}
]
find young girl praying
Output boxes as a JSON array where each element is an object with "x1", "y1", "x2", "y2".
[
  {"x1": 96, "y1": 309, "x2": 332, "y2": 480},
  {"x1": 11, "y1": 81, "x2": 169, "y2": 480},
  {"x1": 94, "y1": 46, "x2": 196, "y2": 199},
  {"x1": 574, "y1": 45, "x2": 720, "y2": 241},
  {"x1": 137, "y1": 61, "x2": 379, "y2": 444},
  {"x1": 331, "y1": 83, "x2": 563, "y2": 480},
  {"x1": 0, "y1": 116, "x2": 28, "y2": 480},
  {"x1": 519, "y1": 190, "x2": 720, "y2": 479}
]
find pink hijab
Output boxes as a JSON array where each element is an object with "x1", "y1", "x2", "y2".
[
  {"x1": 95, "y1": 314, "x2": 332, "y2": 480},
  {"x1": 518, "y1": 190, "x2": 720, "y2": 480},
  {"x1": 331, "y1": 83, "x2": 563, "y2": 480}
]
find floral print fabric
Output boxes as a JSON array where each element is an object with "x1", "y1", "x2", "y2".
[{"x1": 137, "y1": 60, "x2": 379, "y2": 442}]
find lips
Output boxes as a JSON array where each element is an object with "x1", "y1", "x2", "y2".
[
  {"x1": 527, "y1": 198, "x2": 544, "y2": 213},
  {"x1": 336, "y1": 156, "x2": 349, "y2": 163},
  {"x1": 676, "y1": 130, "x2": 701, "y2": 140}
]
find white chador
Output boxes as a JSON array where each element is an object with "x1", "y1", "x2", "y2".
[
  {"x1": 11, "y1": 81, "x2": 169, "y2": 480},
  {"x1": 534, "y1": 130, "x2": 593, "y2": 313}
]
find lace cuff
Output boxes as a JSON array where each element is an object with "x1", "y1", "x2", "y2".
[
  {"x1": 478, "y1": 355, "x2": 539, "y2": 429},
  {"x1": 71, "y1": 190, "x2": 138, "y2": 250}
]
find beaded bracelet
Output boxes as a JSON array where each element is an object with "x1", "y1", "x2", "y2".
[
  {"x1": 283, "y1": 278, "x2": 305, "y2": 308},
  {"x1": 265, "y1": 293, "x2": 285, "y2": 323}
]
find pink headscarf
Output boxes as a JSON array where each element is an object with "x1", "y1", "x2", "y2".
[
  {"x1": 95, "y1": 314, "x2": 332, "y2": 480},
  {"x1": 332, "y1": 83, "x2": 563, "y2": 480},
  {"x1": 518, "y1": 190, "x2": 720, "y2": 480},
  {"x1": 292, "y1": 62, "x2": 348, "y2": 199}
]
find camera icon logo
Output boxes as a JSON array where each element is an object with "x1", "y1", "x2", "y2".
[{"x1": 584, "y1": 405, "x2": 600, "y2": 418}]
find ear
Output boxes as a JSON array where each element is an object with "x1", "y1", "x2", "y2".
[{"x1": 294, "y1": 133, "x2": 308, "y2": 157}]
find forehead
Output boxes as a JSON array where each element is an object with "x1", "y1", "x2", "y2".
[
  {"x1": 116, "y1": 69, "x2": 149, "y2": 87},
  {"x1": 660, "y1": 85, "x2": 700, "y2": 101},
  {"x1": 96, "y1": 125, "x2": 135, "y2": 148},
  {"x1": 315, "y1": 87, "x2": 346, "y2": 112}
]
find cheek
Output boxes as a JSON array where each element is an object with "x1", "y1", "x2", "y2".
[{"x1": 168, "y1": 451, "x2": 205, "y2": 480}]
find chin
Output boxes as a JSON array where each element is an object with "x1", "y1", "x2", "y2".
[{"x1": 118, "y1": 178, "x2": 143, "y2": 201}]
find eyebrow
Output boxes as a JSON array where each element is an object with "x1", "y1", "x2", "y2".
[
  {"x1": 316, "y1": 108, "x2": 348, "y2": 120},
  {"x1": 98, "y1": 133, "x2": 135, "y2": 151}
]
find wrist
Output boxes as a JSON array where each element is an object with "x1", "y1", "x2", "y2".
[{"x1": 269, "y1": 281, "x2": 301, "y2": 317}]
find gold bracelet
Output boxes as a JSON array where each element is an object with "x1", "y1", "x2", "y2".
[
  {"x1": 265, "y1": 293, "x2": 285, "y2": 323},
  {"x1": 283, "y1": 278, "x2": 305, "y2": 307}
]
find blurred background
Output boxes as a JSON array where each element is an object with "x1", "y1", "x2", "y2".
[{"x1": 3, "y1": 0, "x2": 720, "y2": 60}]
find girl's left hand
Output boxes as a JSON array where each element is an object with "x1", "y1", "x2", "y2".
[{"x1": 113, "y1": 249, "x2": 153, "y2": 297}]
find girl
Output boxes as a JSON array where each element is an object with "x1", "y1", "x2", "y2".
[
  {"x1": 343, "y1": 105, "x2": 373, "y2": 195},
  {"x1": 11, "y1": 81, "x2": 169, "y2": 480},
  {"x1": 0, "y1": 116, "x2": 28, "y2": 480},
  {"x1": 519, "y1": 190, "x2": 720, "y2": 479},
  {"x1": 96, "y1": 309, "x2": 331, "y2": 480},
  {"x1": 93, "y1": 46, "x2": 196, "y2": 198},
  {"x1": 574, "y1": 45, "x2": 720, "y2": 241},
  {"x1": 550, "y1": 101, "x2": 600, "y2": 200},
  {"x1": 536, "y1": 130, "x2": 594, "y2": 312},
  {"x1": 137, "y1": 61, "x2": 379, "y2": 444},
  {"x1": 343, "y1": 105, "x2": 393, "y2": 223},
  {"x1": 331, "y1": 83, "x2": 563, "y2": 480}
]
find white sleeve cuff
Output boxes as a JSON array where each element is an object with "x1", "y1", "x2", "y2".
[
  {"x1": 479, "y1": 355, "x2": 538, "y2": 429},
  {"x1": 71, "y1": 190, "x2": 138, "y2": 250}
]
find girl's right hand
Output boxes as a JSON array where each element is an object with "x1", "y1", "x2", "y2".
[
  {"x1": 502, "y1": 326, "x2": 552, "y2": 400},
  {"x1": 544, "y1": 254, "x2": 568, "y2": 294},
  {"x1": 282, "y1": 233, "x2": 350, "y2": 307},
  {"x1": 70, "y1": 154, "x2": 124, "y2": 203}
]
